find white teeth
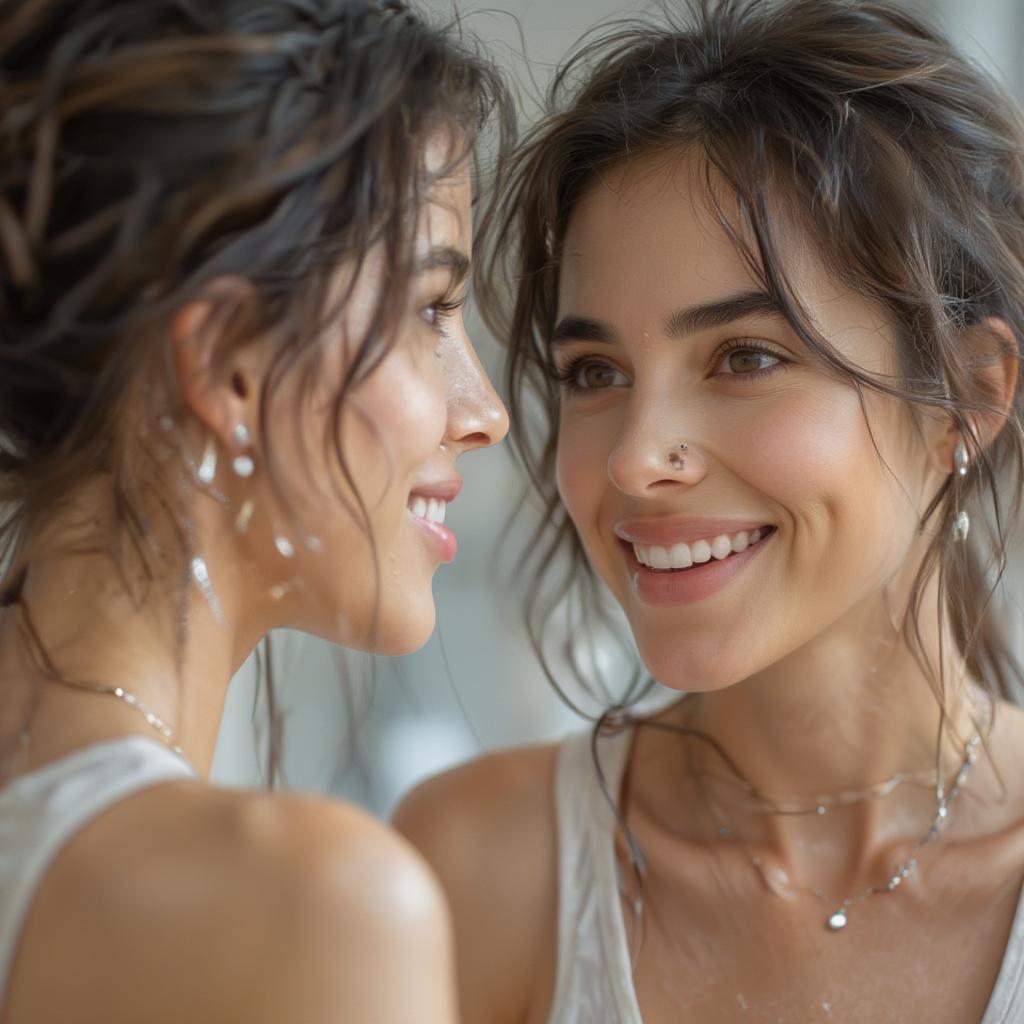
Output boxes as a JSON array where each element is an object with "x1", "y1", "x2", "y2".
[
  {"x1": 632, "y1": 527, "x2": 769, "y2": 570},
  {"x1": 691, "y1": 539, "x2": 712, "y2": 564},
  {"x1": 710, "y1": 534, "x2": 732, "y2": 560},
  {"x1": 649, "y1": 545, "x2": 671, "y2": 569},
  {"x1": 669, "y1": 542, "x2": 693, "y2": 568},
  {"x1": 409, "y1": 496, "x2": 447, "y2": 525}
]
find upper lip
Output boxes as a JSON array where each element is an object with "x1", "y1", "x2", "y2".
[
  {"x1": 409, "y1": 477, "x2": 463, "y2": 502},
  {"x1": 614, "y1": 516, "x2": 772, "y2": 546}
]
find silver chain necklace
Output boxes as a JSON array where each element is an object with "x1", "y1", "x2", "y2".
[
  {"x1": 699, "y1": 733, "x2": 981, "y2": 932},
  {"x1": 58, "y1": 677, "x2": 187, "y2": 761},
  {"x1": 691, "y1": 764, "x2": 945, "y2": 818}
]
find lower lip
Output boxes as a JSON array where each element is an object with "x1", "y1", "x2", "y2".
[
  {"x1": 626, "y1": 529, "x2": 774, "y2": 607},
  {"x1": 410, "y1": 512, "x2": 457, "y2": 563}
]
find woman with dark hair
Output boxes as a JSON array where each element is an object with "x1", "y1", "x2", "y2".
[
  {"x1": 0, "y1": 1, "x2": 510, "y2": 1021},
  {"x1": 399, "y1": 1, "x2": 1024, "y2": 1020}
]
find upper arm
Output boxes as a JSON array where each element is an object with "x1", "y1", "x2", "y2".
[
  {"x1": 4, "y1": 786, "x2": 457, "y2": 1024},
  {"x1": 226, "y1": 795, "x2": 459, "y2": 1024},
  {"x1": 394, "y1": 746, "x2": 560, "y2": 1024}
]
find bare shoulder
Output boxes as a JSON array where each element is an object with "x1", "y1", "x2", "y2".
[
  {"x1": 394, "y1": 743, "x2": 561, "y2": 1024},
  {"x1": 6, "y1": 781, "x2": 455, "y2": 1024}
]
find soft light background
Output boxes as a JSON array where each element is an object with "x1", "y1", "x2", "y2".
[{"x1": 211, "y1": 0, "x2": 1024, "y2": 813}]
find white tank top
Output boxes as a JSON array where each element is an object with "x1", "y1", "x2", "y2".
[
  {"x1": 0, "y1": 737, "x2": 195, "y2": 1004},
  {"x1": 548, "y1": 727, "x2": 1024, "y2": 1024}
]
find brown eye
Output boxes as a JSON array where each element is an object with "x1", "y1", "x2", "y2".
[
  {"x1": 725, "y1": 349, "x2": 779, "y2": 373},
  {"x1": 555, "y1": 357, "x2": 630, "y2": 392},
  {"x1": 580, "y1": 362, "x2": 622, "y2": 388}
]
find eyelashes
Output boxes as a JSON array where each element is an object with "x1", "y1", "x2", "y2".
[
  {"x1": 422, "y1": 290, "x2": 468, "y2": 332},
  {"x1": 552, "y1": 339, "x2": 789, "y2": 394}
]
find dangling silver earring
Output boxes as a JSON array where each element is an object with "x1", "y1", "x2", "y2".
[
  {"x1": 952, "y1": 438, "x2": 970, "y2": 542},
  {"x1": 197, "y1": 436, "x2": 218, "y2": 485},
  {"x1": 232, "y1": 424, "x2": 254, "y2": 478}
]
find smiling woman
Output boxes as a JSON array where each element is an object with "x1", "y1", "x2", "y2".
[
  {"x1": 0, "y1": 1, "x2": 510, "y2": 1022},
  {"x1": 396, "y1": 2, "x2": 1024, "y2": 1023}
]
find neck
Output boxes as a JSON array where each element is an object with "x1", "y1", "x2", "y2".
[
  {"x1": 641, "y1": 573, "x2": 989, "y2": 888},
  {"x1": 0, "y1": 484, "x2": 272, "y2": 777},
  {"x1": 682, "y1": 576, "x2": 980, "y2": 801}
]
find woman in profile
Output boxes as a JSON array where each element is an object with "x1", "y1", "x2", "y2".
[
  {"x1": 399, "y1": 2, "x2": 1024, "y2": 1021},
  {"x1": 0, "y1": 1, "x2": 509, "y2": 1021}
]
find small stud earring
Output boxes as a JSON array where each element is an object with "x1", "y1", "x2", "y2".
[{"x1": 232, "y1": 424, "x2": 254, "y2": 478}]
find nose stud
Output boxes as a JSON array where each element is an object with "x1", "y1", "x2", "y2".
[{"x1": 668, "y1": 443, "x2": 688, "y2": 471}]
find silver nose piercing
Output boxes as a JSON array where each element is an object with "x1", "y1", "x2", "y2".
[{"x1": 668, "y1": 443, "x2": 688, "y2": 470}]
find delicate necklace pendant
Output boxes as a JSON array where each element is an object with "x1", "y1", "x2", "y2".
[{"x1": 826, "y1": 909, "x2": 849, "y2": 931}]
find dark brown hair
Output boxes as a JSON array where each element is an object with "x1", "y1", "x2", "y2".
[
  {"x1": 481, "y1": 0, "x2": 1024, "y2": 722},
  {"x1": 0, "y1": 0, "x2": 512, "y2": 780}
]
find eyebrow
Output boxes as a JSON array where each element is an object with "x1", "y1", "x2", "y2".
[
  {"x1": 550, "y1": 289, "x2": 785, "y2": 347},
  {"x1": 416, "y1": 246, "x2": 470, "y2": 283},
  {"x1": 665, "y1": 290, "x2": 783, "y2": 337}
]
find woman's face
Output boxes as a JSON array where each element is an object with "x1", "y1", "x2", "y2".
[
  {"x1": 553, "y1": 150, "x2": 945, "y2": 690},
  {"x1": 244, "y1": 160, "x2": 508, "y2": 655}
]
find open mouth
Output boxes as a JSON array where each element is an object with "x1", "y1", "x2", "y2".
[
  {"x1": 628, "y1": 525, "x2": 776, "y2": 572},
  {"x1": 407, "y1": 495, "x2": 447, "y2": 526}
]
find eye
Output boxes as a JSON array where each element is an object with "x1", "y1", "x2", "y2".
[
  {"x1": 421, "y1": 292, "x2": 466, "y2": 333},
  {"x1": 713, "y1": 341, "x2": 787, "y2": 380},
  {"x1": 554, "y1": 356, "x2": 630, "y2": 393}
]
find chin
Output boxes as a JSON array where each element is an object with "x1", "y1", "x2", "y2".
[
  {"x1": 371, "y1": 601, "x2": 437, "y2": 657},
  {"x1": 634, "y1": 630, "x2": 751, "y2": 694}
]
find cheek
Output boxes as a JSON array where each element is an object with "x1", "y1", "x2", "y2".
[
  {"x1": 555, "y1": 413, "x2": 609, "y2": 526},
  {"x1": 335, "y1": 349, "x2": 447, "y2": 504},
  {"x1": 748, "y1": 387, "x2": 920, "y2": 567},
  {"x1": 744, "y1": 388, "x2": 863, "y2": 500}
]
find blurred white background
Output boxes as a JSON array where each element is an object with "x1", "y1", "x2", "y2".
[{"x1": 211, "y1": 0, "x2": 1024, "y2": 813}]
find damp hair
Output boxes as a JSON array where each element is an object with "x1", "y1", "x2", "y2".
[
  {"x1": 478, "y1": 0, "x2": 1024, "y2": 932},
  {"x1": 0, "y1": 0, "x2": 513, "y2": 782}
]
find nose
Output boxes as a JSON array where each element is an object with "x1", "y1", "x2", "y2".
[
  {"x1": 606, "y1": 418, "x2": 707, "y2": 496},
  {"x1": 442, "y1": 334, "x2": 509, "y2": 454}
]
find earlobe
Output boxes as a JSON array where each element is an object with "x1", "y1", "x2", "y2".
[
  {"x1": 928, "y1": 316, "x2": 1018, "y2": 476},
  {"x1": 945, "y1": 317, "x2": 1019, "y2": 466},
  {"x1": 170, "y1": 276, "x2": 259, "y2": 445},
  {"x1": 966, "y1": 316, "x2": 1019, "y2": 433}
]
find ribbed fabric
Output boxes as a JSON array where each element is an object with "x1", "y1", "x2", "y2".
[
  {"x1": 0, "y1": 737, "x2": 195, "y2": 1004},
  {"x1": 549, "y1": 728, "x2": 641, "y2": 1024},
  {"x1": 548, "y1": 727, "x2": 1024, "y2": 1023}
]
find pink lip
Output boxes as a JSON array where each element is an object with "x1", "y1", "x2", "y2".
[
  {"x1": 408, "y1": 477, "x2": 462, "y2": 563},
  {"x1": 411, "y1": 514, "x2": 457, "y2": 563},
  {"x1": 614, "y1": 516, "x2": 772, "y2": 546},
  {"x1": 409, "y1": 478, "x2": 463, "y2": 502},
  {"x1": 623, "y1": 528, "x2": 775, "y2": 606}
]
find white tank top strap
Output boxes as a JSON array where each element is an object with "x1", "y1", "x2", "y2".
[
  {"x1": 982, "y1": 878, "x2": 1024, "y2": 1023},
  {"x1": 549, "y1": 726, "x2": 642, "y2": 1024},
  {"x1": 547, "y1": 726, "x2": 1024, "y2": 1024},
  {"x1": 0, "y1": 736, "x2": 195, "y2": 1002}
]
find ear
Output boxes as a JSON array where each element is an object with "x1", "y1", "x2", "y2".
[
  {"x1": 933, "y1": 315, "x2": 1019, "y2": 472},
  {"x1": 170, "y1": 276, "x2": 265, "y2": 446}
]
